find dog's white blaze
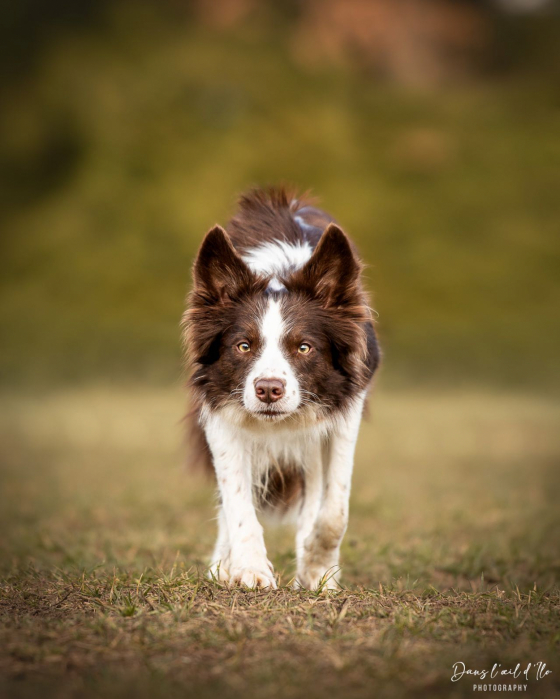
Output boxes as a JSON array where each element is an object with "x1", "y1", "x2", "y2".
[
  {"x1": 242, "y1": 297, "x2": 300, "y2": 417},
  {"x1": 242, "y1": 240, "x2": 313, "y2": 291}
]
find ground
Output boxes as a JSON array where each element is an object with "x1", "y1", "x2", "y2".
[{"x1": 0, "y1": 385, "x2": 559, "y2": 698}]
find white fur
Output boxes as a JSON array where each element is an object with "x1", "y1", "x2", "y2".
[
  {"x1": 242, "y1": 240, "x2": 313, "y2": 291},
  {"x1": 296, "y1": 392, "x2": 366, "y2": 589},
  {"x1": 242, "y1": 297, "x2": 300, "y2": 419},
  {"x1": 205, "y1": 412, "x2": 277, "y2": 589}
]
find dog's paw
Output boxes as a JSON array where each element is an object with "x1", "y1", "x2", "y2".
[
  {"x1": 208, "y1": 560, "x2": 232, "y2": 583},
  {"x1": 228, "y1": 563, "x2": 277, "y2": 590},
  {"x1": 295, "y1": 567, "x2": 341, "y2": 591}
]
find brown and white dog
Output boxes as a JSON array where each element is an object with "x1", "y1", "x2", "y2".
[{"x1": 183, "y1": 187, "x2": 379, "y2": 589}]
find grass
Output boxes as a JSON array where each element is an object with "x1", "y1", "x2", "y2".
[{"x1": 0, "y1": 384, "x2": 559, "y2": 698}]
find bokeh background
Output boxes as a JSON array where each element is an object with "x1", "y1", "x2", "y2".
[
  {"x1": 1, "y1": 3, "x2": 560, "y2": 698},
  {"x1": 1, "y1": 0, "x2": 559, "y2": 392}
]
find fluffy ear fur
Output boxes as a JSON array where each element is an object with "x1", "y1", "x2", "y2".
[
  {"x1": 193, "y1": 225, "x2": 256, "y2": 304},
  {"x1": 285, "y1": 223, "x2": 374, "y2": 384},
  {"x1": 184, "y1": 225, "x2": 267, "y2": 368},
  {"x1": 286, "y1": 223, "x2": 361, "y2": 308}
]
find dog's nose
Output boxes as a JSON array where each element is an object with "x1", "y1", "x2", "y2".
[{"x1": 254, "y1": 378, "x2": 285, "y2": 404}]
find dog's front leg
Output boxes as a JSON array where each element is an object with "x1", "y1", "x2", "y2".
[
  {"x1": 209, "y1": 507, "x2": 231, "y2": 582},
  {"x1": 205, "y1": 415, "x2": 276, "y2": 589},
  {"x1": 295, "y1": 443, "x2": 324, "y2": 589},
  {"x1": 299, "y1": 395, "x2": 366, "y2": 590}
]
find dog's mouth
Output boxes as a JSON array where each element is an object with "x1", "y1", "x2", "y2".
[{"x1": 254, "y1": 408, "x2": 289, "y2": 420}]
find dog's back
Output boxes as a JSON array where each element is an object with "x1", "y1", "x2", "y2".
[{"x1": 228, "y1": 187, "x2": 333, "y2": 256}]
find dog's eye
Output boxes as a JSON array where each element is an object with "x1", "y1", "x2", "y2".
[
  {"x1": 297, "y1": 343, "x2": 312, "y2": 355},
  {"x1": 237, "y1": 342, "x2": 251, "y2": 353}
]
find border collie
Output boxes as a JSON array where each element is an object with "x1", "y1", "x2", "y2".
[{"x1": 183, "y1": 187, "x2": 379, "y2": 589}]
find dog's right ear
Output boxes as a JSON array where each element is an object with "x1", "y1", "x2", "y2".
[{"x1": 193, "y1": 225, "x2": 254, "y2": 303}]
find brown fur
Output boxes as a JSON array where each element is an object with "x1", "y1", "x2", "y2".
[
  {"x1": 228, "y1": 186, "x2": 328, "y2": 251},
  {"x1": 257, "y1": 466, "x2": 305, "y2": 515}
]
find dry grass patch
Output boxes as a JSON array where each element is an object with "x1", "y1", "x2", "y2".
[{"x1": 0, "y1": 385, "x2": 559, "y2": 698}]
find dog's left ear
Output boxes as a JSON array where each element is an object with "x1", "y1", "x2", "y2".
[
  {"x1": 193, "y1": 225, "x2": 255, "y2": 303},
  {"x1": 293, "y1": 223, "x2": 361, "y2": 307}
]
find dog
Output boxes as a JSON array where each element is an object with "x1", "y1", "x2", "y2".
[{"x1": 183, "y1": 187, "x2": 379, "y2": 589}]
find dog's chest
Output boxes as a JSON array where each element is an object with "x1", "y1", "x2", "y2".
[{"x1": 235, "y1": 427, "x2": 323, "y2": 477}]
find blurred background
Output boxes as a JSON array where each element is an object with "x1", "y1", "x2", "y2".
[{"x1": 1, "y1": 0, "x2": 559, "y2": 393}]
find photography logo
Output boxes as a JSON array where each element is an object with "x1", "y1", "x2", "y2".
[{"x1": 451, "y1": 661, "x2": 552, "y2": 692}]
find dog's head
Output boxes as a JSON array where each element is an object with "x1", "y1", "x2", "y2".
[{"x1": 184, "y1": 225, "x2": 378, "y2": 424}]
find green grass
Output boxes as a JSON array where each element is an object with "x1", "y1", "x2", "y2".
[{"x1": 1, "y1": 385, "x2": 559, "y2": 698}]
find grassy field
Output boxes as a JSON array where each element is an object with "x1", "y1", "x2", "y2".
[{"x1": 0, "y1": 384, "x2": 558, "y2": 698}]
